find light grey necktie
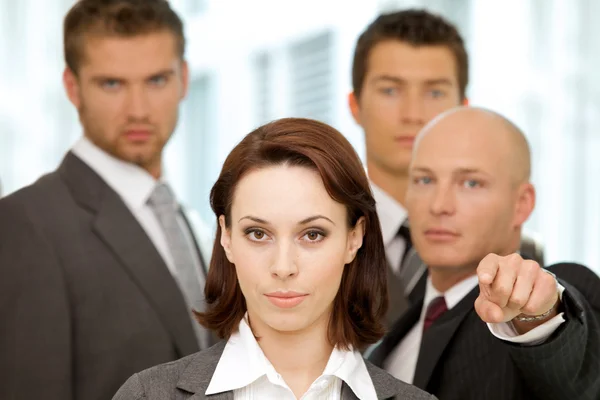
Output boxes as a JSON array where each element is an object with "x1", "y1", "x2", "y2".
[{"x1": 147, "y1": 183, "x2": 210, "y2": 349}]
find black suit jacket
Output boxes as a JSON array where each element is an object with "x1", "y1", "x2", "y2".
[
  {"x1": 369, "y1": 263, "x2": 600, "y2": 400},
  {"x1": 385, "y1": 235, "x2": 546, "y2": 328},
  {"x1": 0, "y1": 153, "x2": 204, "y2": 400}
]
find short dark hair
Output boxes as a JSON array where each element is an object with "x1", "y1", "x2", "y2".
[
  {"x1": 64, "y1": 0, "x2": 185, "y2": 74},
  {"x1": 195, "y1": 118, "x2": 388, "y2": 350},
  {"x1": 352, "y1": 9, "x2": 468, "y2": 100}
]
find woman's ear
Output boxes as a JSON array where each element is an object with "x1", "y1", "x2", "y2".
[
  {"x1": 345, "y1": 216, "x2": 366, "y2": 264},
  {"x1": 219, "y1": 215, "x2": 234, "y2": 263}
]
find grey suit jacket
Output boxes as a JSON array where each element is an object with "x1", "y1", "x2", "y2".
[
  {"x1": 0, "y1": 153, "x2": 211, "y2": 400},
  {"x1": 113, "y1": 341, "x2": 437, "y2": 400}
]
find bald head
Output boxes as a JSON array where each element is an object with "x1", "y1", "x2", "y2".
[
  {"x1": 405, "y1": 106, "x2": 536, "y2": 278},
  {"x1": 414, "y1": 106, "x2": 531, "y2": 185}
]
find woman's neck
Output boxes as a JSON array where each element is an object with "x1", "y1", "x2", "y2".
[{"x1": 249, "y1": 313, "x2": 334, "y2": 398}]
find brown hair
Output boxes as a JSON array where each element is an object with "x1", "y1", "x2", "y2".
[
  {"x1": 63, "y1": 0, "x2": 185, "y2": 74},
  {"x1": 195, "y1": 118, "x2": 388, "y2": 350},
  {"x1": 352, "y1": 9, "x2": 469, "y2": 100}
]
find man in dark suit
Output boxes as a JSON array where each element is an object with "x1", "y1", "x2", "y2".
[
  {"x1": 368, "y1": 106, "x2": 600, "y2": 399},
  {"x1": 348, "y1": 9, "x2": 545, "y2": 326},
  {"x1": 0, "y1": 1, "x2": 213, "y2": 399}
]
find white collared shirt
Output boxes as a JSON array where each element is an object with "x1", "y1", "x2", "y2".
[
  {"x1": 385, "y1": 274, "x2": 566, "y2": 384},
  {"x1": 371, "y1": 182, "x2": 408, "y2": 274},
  {"x1": 206, "y1": 317, "x2": 378, "y2": 400},
  {"x1": 71, "y1": 136, "x2": 180, "y2": 276}
]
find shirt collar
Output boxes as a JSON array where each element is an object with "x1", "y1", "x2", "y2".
[
  {"x1": 423, "y1": 274, "x2": 480, "y2": 312},
  {"x1": 370, "y1": 182, "x2": 407, "y2": 246},
  {"x1": 71, "y1": 136, "x2": 158, "y2": 209},
  {"x1": 206, "y1": 315, "x2": 377, "y2": 399},
  {"x1": 324, "y1": 344, "x2": 378, "y2": 400}
]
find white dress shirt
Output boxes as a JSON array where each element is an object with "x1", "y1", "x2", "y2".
[
  {"x1": 385, "y1": 274, "x2": 566, "y2": 384},
  {"x1": 206, "y1": 316, "x2": 378, "y2": 400},
  {"x1": 71, "y1": 136, "x2": 184, "y2": 277},
  {"x1": 371, "y1": 183, "x2": 408, "y2": 274}
]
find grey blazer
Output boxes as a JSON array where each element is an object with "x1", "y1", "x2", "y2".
[
  {"x1": 0, "y1": 153, "x2": 212, "y2": 400},
  {"x1": 113, "y1": 341, "x2": 436, "y2": 400}
]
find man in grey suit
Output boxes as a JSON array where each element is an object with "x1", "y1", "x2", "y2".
[{"x1": 0, "y1": 1, "x2": 213, "y2": 399}]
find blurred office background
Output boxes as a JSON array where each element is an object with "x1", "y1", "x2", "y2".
[{"x1": 1, "y1": 0, "x2": 599, "y2": 272}]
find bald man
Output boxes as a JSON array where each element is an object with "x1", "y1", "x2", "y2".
[{"x1": 369, "y1": 107, "x2": 600, "y2": 400}]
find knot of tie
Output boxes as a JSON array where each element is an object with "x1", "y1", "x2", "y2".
[
  {"x1": 423, "y1": 296, "x2": 448, "y2": 333},
  {"x1": 148, "y1": 183, "x2": 177, "y2": 208}
]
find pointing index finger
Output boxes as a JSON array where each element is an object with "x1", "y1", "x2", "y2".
[{"x1": 477, "y1": 253, "x2": 501, "y2": 286}]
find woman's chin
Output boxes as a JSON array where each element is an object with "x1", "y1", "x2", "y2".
[{"x1": 264, "y1": 314, "x2": 307, "y2": 333}]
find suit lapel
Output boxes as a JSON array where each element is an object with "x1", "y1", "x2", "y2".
[
  {"x1": 408, "y1": 263, "x2": 428, "y2": 304},
  {"x1": 93, "y1": 192, "x2": 199, "y2": 356},
  {"x1": 60, "y1": 153, "x2": 199, "y2": 357},
  {"x1": 370, "y1": 271, "x2": 427, "y2": 367},
  {"x1": 178, "y1": 341, "x2": 232, "y2": 399},
  {"x1": 365, "y1": 360, "x2": 415, "y2": 399},
  {"x1": 385, "y1": 264, "x2": 409, "y2": 327},
  {"x1": 412, "y1": 286, "x2": 479, "y2": 390},
  {"x1": 369, "y1": 299, "x2": 423, "y2": 367},
  {"x1": 341, "y1": 382, "x2": 359, "y2": 400}
]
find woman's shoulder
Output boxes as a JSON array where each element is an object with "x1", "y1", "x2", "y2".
[
  {"x1": 112, "y1": 341, "x2": 227, "y2": 400},
  {"x1": 363, "y1": 359, "x2": 437, "y2": 400}
]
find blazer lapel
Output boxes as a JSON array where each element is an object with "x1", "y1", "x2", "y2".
[
  {"x1": 178, "y1": 341, "x2": 233, "y2": 399},
  {"x1": 60, "y1": 153, "x2": 199, "y2": 357},
  {"x1": 341, "y1": 382, "x2": 359, "y2": 400},
  {"x1": 412, "y1": 286, "x2": 479, "y2": 390},
  {"x1": 369, "y1": 299, "x2": 423, "y2": 368},
  {"x1": 365, "y1": 360, "x2": 414, "y2": 399},
  {"x1": 369, "y1": 270, "x2": 427, "y2": 367},
  {"x1": 385, "y1": 264, "x2": 409, "y2": 326},
  {"x1": 408, "y1": 267, "x2": 428, "y2": 304}
]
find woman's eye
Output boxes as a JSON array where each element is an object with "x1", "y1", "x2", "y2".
[
  {"x1": 246, "y1": 229, "x2": 269, "y2": 242},
  {"x1": 303, "y1": 231, "x2": 325, "y2": 242}
]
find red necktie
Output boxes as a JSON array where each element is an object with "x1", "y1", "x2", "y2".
[{"x1": 423, "y1": 296, "x2": 448, "y2": 333}]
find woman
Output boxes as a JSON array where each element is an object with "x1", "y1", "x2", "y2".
[{"x1": 113, "y1": 118, "x2": 435, "y2": 399}]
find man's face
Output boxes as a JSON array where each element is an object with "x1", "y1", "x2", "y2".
[
  {"x1": 405, "y1": 116, "x2": 527, "y2": 272},
  {"x1": 350, "y1": 40, "x2": 462, "y2": 176},
  {"x1": 64, "y1": 31, "x2": 188, "y2": 175}
]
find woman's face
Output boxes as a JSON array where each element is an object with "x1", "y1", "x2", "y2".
[{"x1": 219, "y1": 164, "x2": 364, "y2": 337}]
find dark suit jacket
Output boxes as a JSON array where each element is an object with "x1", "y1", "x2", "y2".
[
  {"x1": 112, "y1": 341, "x2": 437, "y2": 399},
  {"x1": 0, "y1": 153, "x2": 206, "y2": 400},
  {"x1": 370, "y1": 263, "x2": 600, "y2": 400}
]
